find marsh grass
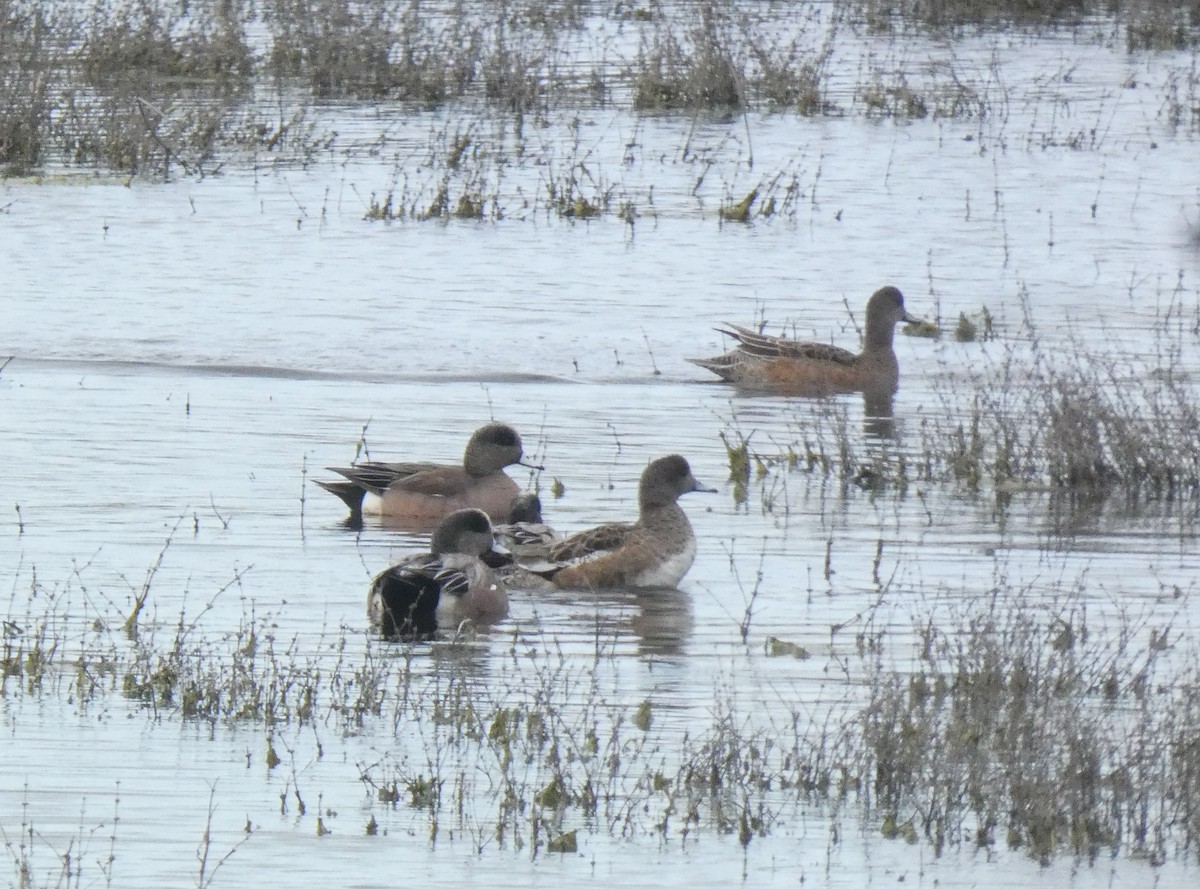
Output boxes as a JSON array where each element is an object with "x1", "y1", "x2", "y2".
[
  {"x1": 1, "y1": 790, "x2": 120, "y2": 889},
  {"x1": 924, "y1": 300, "x2": 1200, "y2": 503},
  {"x1": 853, "y1": 578, "x2": 1200, "y2": 864},
  {"x1": 630, "y1": 7, "x2": 743, "y2": 112},
  {"x1": 0, "y1": 0, "x2": 1195, "y2": 179},
  {"x1": 5, "y1": 534, "x2": 1200, "y2": 869},
  {"x1": 1160, "y1": 58, "x2": 1200, "y2": 132},
  {"x1": 264, "y1": 0, "x2": 402, "y2": 99},
  {"x1": 858, "y1": 0, "x2": 1093, "y2": 30},
  {"x1": 858, "y1": 0, "x2": 1200, "y2": 51},
  {"x1": 79, "y1": 1, "x2": 253, "y2": 85},
  {"x1": 1126, "y1": 2, "x2": 1200, "y2": 50},
  {"x1": 0, "y1": 3, "x2": 61, "y2": 175},
  {"x1": 628, "y1": 3, "x2": 843, "y2": 115}
]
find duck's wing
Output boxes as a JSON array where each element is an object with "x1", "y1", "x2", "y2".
[
  {"x1": 494, "y1": 522, "x2": 561, "y2": 557},
  {"x1": 327, "y1": 461, "x2": 439, "y2": 496},
  {"x1": 369, "y1": 554, "x2": 471, "y2": 640},
  {"x1": 385, "y1": 465, "x2": 474, "y2": 497},
  {"x1": 512, "y1": 522, "x2": 634, "y2": 579},
  {"x1": 720, "y1": 324, "x2": 858, "y2": 366},
  {"x1": 546, "y1": 521, "x2": 636, "y2": 563},
  {"x1": 687, "y1": 349, "x2": 746, "y2": 377},
  {"x1": 370, "y1": 556, "x2": 442, "y2": 640}
]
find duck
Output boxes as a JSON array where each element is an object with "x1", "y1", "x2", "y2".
[
  {"x1": 492, "y1": 492, "x2": 562, "y2": 558},
  {"x1": 525, "y1": 455, "x2": 715, "y2": 590},
  {"x1": 316, "y1": 422, "x2": 542, "y2": 530},
  {"x1": 367, "y1": 508, "x2": 509, "y2": 640},
  {"x1": 689, "y1": 285, "x2": 918, "y2": 396}
]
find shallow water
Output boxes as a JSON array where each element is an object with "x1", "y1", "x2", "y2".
[{"x1": 3, "y1": 17, "x2": 1200, "y2": 889}]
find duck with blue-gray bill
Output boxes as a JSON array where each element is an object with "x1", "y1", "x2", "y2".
[{"x1": 317, "y1": 422, "x2": 542, "y2": 529}]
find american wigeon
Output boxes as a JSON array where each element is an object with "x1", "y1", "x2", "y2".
[
  {"x1": 528, "y1": 455, "x2": 715, "y2": 590},
  {"x1": 367, "y1": 508, "x2": 510, "y2": 640},
  {"x1": 493, "y1": 492, "x2": 562, "y2": 558},
  {"x1": 317, "y1": 422, "x2": 542, "y2": 530},
  {"x1": 689, "y1": 286, "x2": 918, "y2": 395}
]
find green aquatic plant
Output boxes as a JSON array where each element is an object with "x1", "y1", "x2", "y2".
[
  {"x1": 719, "y1": 430, "x2": 752, "y2": 504},
  {"x1": 955, "y1": 311, "x2": 977, "y2": 342},
  {"x1": 902, "y1": 317, "x2": 942, "y2": 339},
  {"x1": 718, "y1": 188, "x2": 758, "y2": 223},
  {"x1": 365, "y1": 191, "x2": 398, "y2": 221},
  {"x1": 861, "y1": 77, "x2": 928, "y2": 118},
  {"x1": 454, "y1": 192, "x2": 486, "y2": 220}
]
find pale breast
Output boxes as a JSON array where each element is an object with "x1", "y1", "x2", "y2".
[{"x1": 631, "y1": 537, "x2": 697, "y2": 588}]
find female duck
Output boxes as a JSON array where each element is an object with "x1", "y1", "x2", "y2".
[
  {"x1": 532, "y1": 455, "x2": 715, "y2": 590},
  {"x1": 689, "y1": 286, "x2": 918, "y2": 396}
]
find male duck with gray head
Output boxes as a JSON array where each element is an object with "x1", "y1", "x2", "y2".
[
  {"x1": 367, "y1": 508, "x2": 510, "y2": 640},
  {"x1": 317, "y1": 422, "x2": 542, "y2": 530},
  {"x1": 689, "y1": 286, "x2": 920, "y2": 396}
]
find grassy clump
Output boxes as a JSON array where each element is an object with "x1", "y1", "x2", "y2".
[
  {"x1": 264, "y1": 0, "x2": 401, "y2": 99},
  {"x1": 861, "y1": 75, "x2": 928, "y2": 118},
  {"x1": 0, "y1": 2, "x2": 62, "y2": 174},
  {"x1": 858, "y1": 0, "x2": 1092, "y2": 30},
  {"x1": 856, "y1": 583, "x2": 1200, "y2": 864},
  {"x1": 0, "y1": 0, "x2": 1194, "y2": 178},
  {"x1": 79, "y1": 0, "x2": 253, "y2": 85},
  {"x1": 631, "y1": 5, "x2": 743, "y2": 111},
  {"x1": 859, "y1": 0, "x2": 1200, "y2": 50},
  {"x1": 630, "y1": 2, "x2": 841, "y2": 115},
  {"x1": 1124, "y1": 0, "x2": 1200, "y2": 50},
  {"x1": 927, "y1": 310, "x2": 1200, "y2": 500}
]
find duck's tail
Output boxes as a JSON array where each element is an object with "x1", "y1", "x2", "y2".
[{"x1": 313, "y1": 478, "x2": 366, "y2": 526}]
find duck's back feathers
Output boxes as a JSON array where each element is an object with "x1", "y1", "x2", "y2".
[
  {"x1": 547, "y1": 522, "x2": 635, "y2": 563},
  {"x1": 510, "y1": 522, "x2": 636, "y2": 585},
  {"x1": 720, "y1": 324, "x2": 859, "y2": 365},
  {"x1": 387, "y1": 465, "x2": 476, "y2": 497},
  {"x1": 329, "y1": 461, "x2": 437, "y2": 496},
  {"x1": 696, "y1": 324, "x2": 859, "y2": 369}
]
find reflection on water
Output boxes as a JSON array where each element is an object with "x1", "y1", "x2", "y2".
[
  {"x1": 862, "y1": 385, "x2": 898, "y2": 439},
  {"x1": 629, "y1": 587, "x2": 695, "y2": 658}
]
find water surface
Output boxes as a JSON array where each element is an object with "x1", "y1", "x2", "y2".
[{"x1": 3, "y1": 18, "x2": 1200, "y2": 888}]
